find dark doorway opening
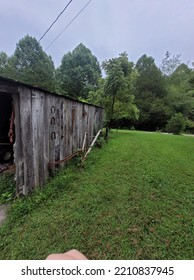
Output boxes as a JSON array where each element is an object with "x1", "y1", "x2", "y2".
[{"x1": 0, "y1": 94, "x2": 14, "y2": 167}]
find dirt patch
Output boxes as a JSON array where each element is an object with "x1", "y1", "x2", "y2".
[{"x1": 0, "y1": 204, "x2": 8, "y2": 226}]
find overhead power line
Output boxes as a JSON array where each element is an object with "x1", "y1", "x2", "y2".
[
  {"x1": 38, "y1": 0, "x2": 73, "y2": 42},
  {"x1": 45, "y1": 0, "x2": 93, "y2": 51}
]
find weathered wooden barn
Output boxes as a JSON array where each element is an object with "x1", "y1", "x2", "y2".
[{"x1": 0, "y1": 76, "x2": 103, "y2": 196}]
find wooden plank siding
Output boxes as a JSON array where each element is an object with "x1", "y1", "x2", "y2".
[{"x1": 0, "y1": 77, "x2": 103, "y2": 196}]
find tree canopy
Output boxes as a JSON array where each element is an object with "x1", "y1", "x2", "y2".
[
  {"x1": 92, "y1": 52, "x2": 139, "y2": 126},
  {"x1": 160, "y1": 51, "x2": 182, "y2": 76},
  {"x1": 133, "y1": 54, "x2": 169, "y2": 130},
  {"x1": 56, "y1": 43, "x2": 101, "y2": 99},
  {"x1": 0, "y1": 35, "x2": 55, "y2": 91}
]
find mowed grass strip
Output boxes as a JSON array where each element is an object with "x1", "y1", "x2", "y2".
[{"x1": 0, "y1": 130, "x2": 194, "y2": 260}]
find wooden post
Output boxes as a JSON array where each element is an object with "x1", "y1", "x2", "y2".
[{"x1": 82, "y1": 132, "x2": 88, "y2": 152}]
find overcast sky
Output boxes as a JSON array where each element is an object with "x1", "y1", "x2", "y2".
[{"x1": 0, "y1": 0, "x2": 193, "y2": 68}]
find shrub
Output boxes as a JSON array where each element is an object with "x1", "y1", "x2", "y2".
[
  {"x1": 166, "y1": 113, "x2": 186, "y2": 135},
  {"x1": 185, "y1": 118, "x2": 194, "y2": 134}
]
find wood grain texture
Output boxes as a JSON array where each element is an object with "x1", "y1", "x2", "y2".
[
  {"x1": 18, "y1": 86, "x2": 34, "y2": 194},
  {"x1": 7, "y1": 87, "x2": 103, "y2": 195}
]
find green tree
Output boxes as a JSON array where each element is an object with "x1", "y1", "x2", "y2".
[
  {"x1": 102, "y1": 53, "x2": 138, "y2": 126},
  {"x1": 190, "y1": 63, "x2": 194, "y2": 87},
  {"x1": 0, "y1": 51, "x2": 15, "y2": 78},
  {"x1": 0, "y1": 52, "x2": 9, "y2": 72},
  {"x1": 8, "y1": 35, "x2": 55, "y2": 91},
  {"x1": 86, "y1": 78, "x2": 105, "y2": 107},
  {"x1": 135, "y1": 54, "x2": 166, "y2": 97},
  {"x1": 160, "y1": 51, "x2": 182, "y2": 76},
  {"x1": 134, "y1": 54, "x2": 167, "y2": 130},
  {"x1": 166, "y1": 63, "x2": 194, "y2": 121},
  {"x1": 56, "y1": 43, "x2": 101, "y2": 98},
  {"x1": 166, "y1": 113, "x2": 186, "y2": 134}
]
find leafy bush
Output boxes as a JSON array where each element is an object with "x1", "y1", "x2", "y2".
[
  {"x1": 166, "y1": 113, "x2": 186, "y2": 135},
  {"x1": 185, "y1": 118, "x2": 194, "y2": 134}
]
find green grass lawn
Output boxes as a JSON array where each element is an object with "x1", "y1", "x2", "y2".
[{"x1": 0, "y1": 130, "x2": 194, "y2": 260}]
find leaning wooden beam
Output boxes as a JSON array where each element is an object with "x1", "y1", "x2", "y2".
[
  {"x1": 81, "y1": 132, "x2": 88, "y2": 152},
  {"x1": 82, "y1": 130, "x2": 102, "y2": 162}
]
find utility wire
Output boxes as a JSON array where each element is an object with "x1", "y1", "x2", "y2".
[
  {"x1": 38, "y1": 0, "x2": 73, "y2": 42},
  {"x1": 45, "y1": 0, "x2": 93, "y2": 51}
]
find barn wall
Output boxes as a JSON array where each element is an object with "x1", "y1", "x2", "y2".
[{"x1": 14, "y1": 86, "x2": 103, "y2": 196}]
